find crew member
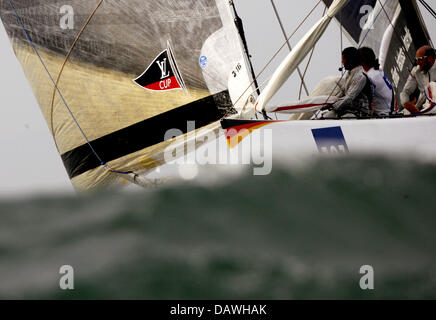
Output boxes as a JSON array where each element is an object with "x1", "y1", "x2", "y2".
[
  {"x1": 359, "y1": 47, "x2": 393, "y2": 117},
  {"x1": 323, "y1": 47, "x2": 372, "y2": 118},
  {"x1": 400, "y1": 45, "x2": 436, "y2": 114}
]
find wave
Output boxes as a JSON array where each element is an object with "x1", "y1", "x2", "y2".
[{"x1": 0, "y1": 156, "x2": 435, "y2": 299}]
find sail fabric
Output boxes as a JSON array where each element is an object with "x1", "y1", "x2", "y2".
[
  {"x1": 255, "y1": 0, "x2": 351, "y2": 113},
  {"x1": 322, "y1": 0, "x2": 432, "y2": 108},
  {"x1": 0, "y1": 0, "x2": 254, "y2": 191}
]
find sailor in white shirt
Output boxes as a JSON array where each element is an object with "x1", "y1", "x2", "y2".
[
  {"x1": 359, "y1": 47, "x2": 393, "y2": 117},
  {"x1": 400, "y1": 45, "x2": 436, "y2": 114}
]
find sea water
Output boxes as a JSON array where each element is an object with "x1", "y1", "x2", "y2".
[{"x1": 0, "y1": 156, "x2": 435, "y2": 299}]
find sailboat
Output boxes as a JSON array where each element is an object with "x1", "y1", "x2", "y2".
[{"x1": 0, "y1": 0, "x2": 435, "y2": 191}]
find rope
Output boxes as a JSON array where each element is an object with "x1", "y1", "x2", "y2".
[
  {"x1": 270, "y1": 0, "x2": 310, "y2": 97},
  {"x1": 7, "y1": 0, "x2": 136, "y2": 177},
  {"x1": 50, "y1": 0, "x2": 105, "y2": 146},
  {"x1": 377, "y1": 0, "x2": 415, "y2": 66},
  {"x1": 298, "y1": 5, "x2": 328, "y2": 99},
  {"x1": 220, "y1": 0, "x2": 323, "y2": 120},
  {"x1": 340, "y1": 10, "x2": 343, "y2": 55},
  {"x1": 298, "y1": 46, "x2": 315, "y2": 100}
]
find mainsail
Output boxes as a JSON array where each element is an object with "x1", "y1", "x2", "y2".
[
  {"x1": 0, "y1": 0, "x2": 255, "y2": 191},
  {"x1": 322, "y1": 0, "x2": 432, "y2": 107}
]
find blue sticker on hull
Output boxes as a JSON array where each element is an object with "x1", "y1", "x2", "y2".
[{"x1": 312, "y1": 126, "x2": 349, "y2": 154}]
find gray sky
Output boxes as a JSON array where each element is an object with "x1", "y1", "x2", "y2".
[{"x1": 0, "y1": 0, "x2": 435, "y2": 197}]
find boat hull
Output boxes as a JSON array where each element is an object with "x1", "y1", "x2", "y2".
[{"x1": 217, "y1": 116, "x2": 436, "y2": 168}]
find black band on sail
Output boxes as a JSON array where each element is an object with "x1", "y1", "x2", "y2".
[{"x1": 61, "y1": 91, "x2": 235, "y2": 179}]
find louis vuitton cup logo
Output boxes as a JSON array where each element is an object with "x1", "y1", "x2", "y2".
[
  {"x1": 157, "y1": 58, "x2": 170, "y2": 79},
  {"x1": 133, "y1": 41, "x2": 187, "y2": 92}
]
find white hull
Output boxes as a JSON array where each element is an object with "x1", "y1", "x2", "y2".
[
  {"x1": 133, "y1": 115, "x2": 436, "y2": 188},
  {"x1": 227, "y1": 116, "x2": 436, "y2": 158},
  {"x1": 214, "y1": 115, "x2": 436, "y2": 171}
]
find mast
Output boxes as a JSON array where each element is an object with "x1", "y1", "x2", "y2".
[
  {"x1": 229, "y1": 0, "x2": 261, "y2": 97},
  {"x1": 255, "y1": 0, "x2": 350, "y2": 113}
]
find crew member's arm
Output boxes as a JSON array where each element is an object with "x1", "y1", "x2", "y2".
[
  {"x1": 400, "y1": 71, "x2": 419, "y2": 114},
  {"x1": 332, "y1": 74, "x2": 366, "y2": 113}
]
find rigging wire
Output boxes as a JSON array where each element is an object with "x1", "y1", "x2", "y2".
[
  {"x1": 49, "y1": 0, "x2": 105, "y2": 148},
  {"x1": 418, "y1": 0, "x2": 436, "y2": 20},
  {"x1": 377, "y1": 0, "x2": 415, "y2": 67},
  {"x1": 298, "y1": 5, "x2": 329, "y2": 100},
  {"x1": 299, "y1": 46, "x2": 316, "y2": 100},
  {"x1": 250, "y1": 75, "x2": 274, "y2": 98},
  {"x1": 7, "y1": 0, "x2": 135, "y2": 177},
  {"x1": 221, "y1": 0, "x2": 323, "y2": 121},
  {"x1": 270, "y1": 0, "x2": 310, "y2": 97},
  {"x1": 340, "y1": 9, "x2": 344, "y2": 55}
]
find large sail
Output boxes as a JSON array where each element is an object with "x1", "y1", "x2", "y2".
[
  {"x1": 322, "y1": 0, "x2": 432, "y2": 107},
  {"x1": 0, "y1": 0, "x2": 255, "y2": 191}
]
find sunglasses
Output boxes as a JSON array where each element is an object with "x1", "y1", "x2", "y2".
[{"x1": 415, "y1": 56, "x2": 428, "y2": 62}]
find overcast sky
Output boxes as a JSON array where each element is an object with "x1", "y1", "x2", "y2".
[{"x1": 0, "y1": 0, "x2": 435, "y2": 197}]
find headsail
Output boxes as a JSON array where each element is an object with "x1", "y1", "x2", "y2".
[
  {"x1": 0, "y1": 0, "x2": 255, "y2": 191},
  {"x1": 322, "y1": 0, "x2": 432, "y2": 108}
]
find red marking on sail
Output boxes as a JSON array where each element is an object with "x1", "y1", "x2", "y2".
[
  {"x1": 144, "y1": 76, "x2": 181, "y2": 91},
  {"x1": 275, "y1": 103, "x2": 328, "y2": 112}
]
